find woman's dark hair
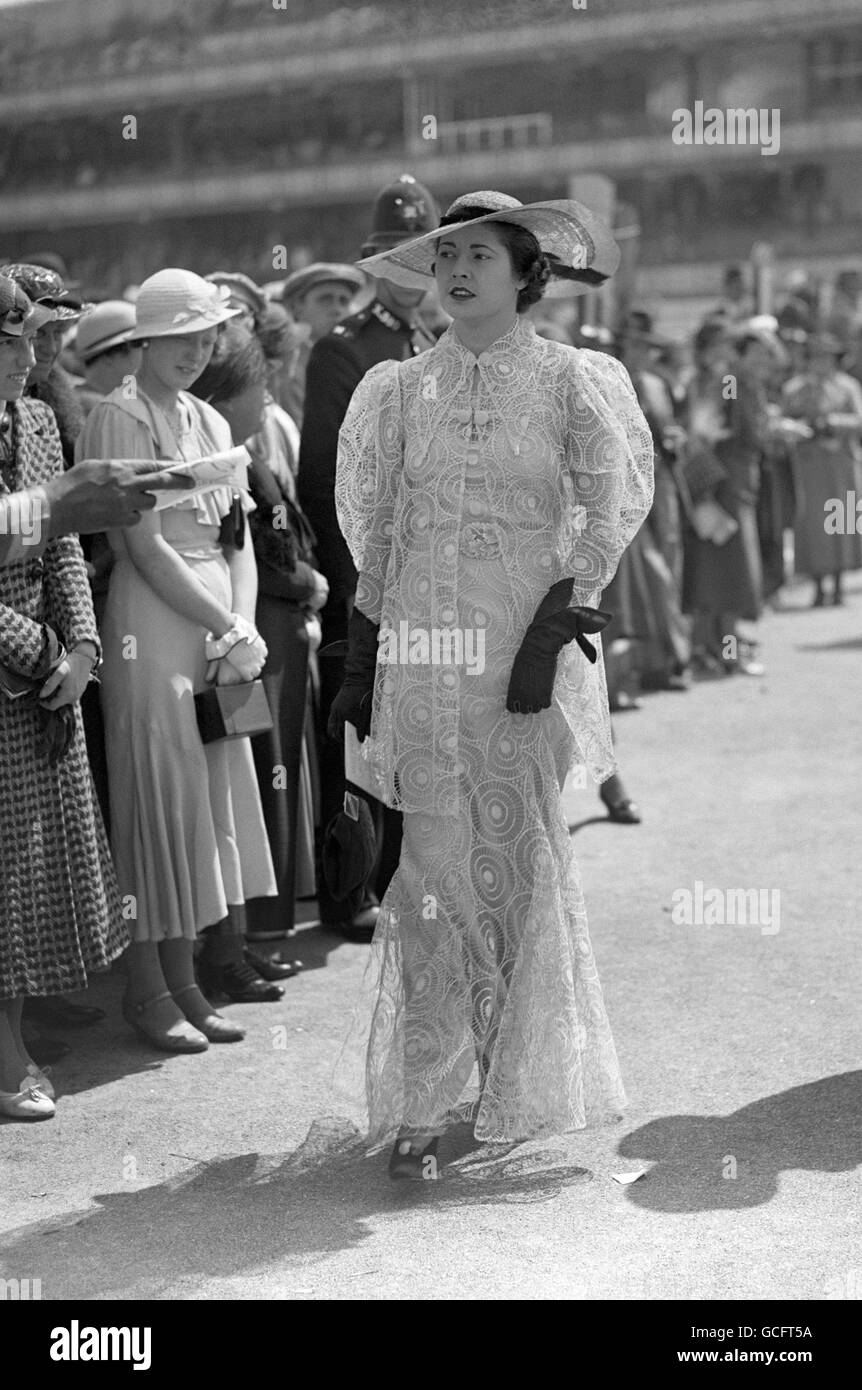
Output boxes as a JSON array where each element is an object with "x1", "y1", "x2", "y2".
[
  {"x1": 255, "y1": 301, "x2": 292, "y2": 364},
  {"x1": 27, "y1": 366, "x2": 84, "y2": 470},
  {"x1": 189, "y1": 323, "x2": 266, "y2": 405},
  {"x1": 693, "y1": 319, "x2": 730, "y2": 362},
  {"x1": 436, "y1": 208, "x2": 551, "y2": 313}
]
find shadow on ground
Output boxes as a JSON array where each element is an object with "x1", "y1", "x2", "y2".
[
  {"x1": 0, "y1": 1119, "x2": 594, "y2": 1299},
  {"x1": 618, "y1": 1070, "x2": 862, "y2": 1211}
]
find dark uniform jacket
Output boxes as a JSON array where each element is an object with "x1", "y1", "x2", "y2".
[{"x1": 297, "y1": 299, "x2": 434, "y2": 613}]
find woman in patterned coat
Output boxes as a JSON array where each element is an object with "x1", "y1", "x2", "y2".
[
  {"x1": 0, "y1": 276, "x2": 125, "y2": 1121},
  {"x1": 330, "y1": 193, "x2": 654, "y2": 1177}
]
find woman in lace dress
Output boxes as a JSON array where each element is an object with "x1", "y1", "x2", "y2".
[{"x1": 330, "y1": 193, "x2": 654, "y2": 1177}]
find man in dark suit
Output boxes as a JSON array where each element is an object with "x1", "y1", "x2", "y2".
[{"x1": 299, "y1": 173, "x2": 439, "y2": 939}]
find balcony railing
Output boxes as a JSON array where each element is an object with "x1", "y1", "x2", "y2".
[{"x1": 429, "y1": 114, "x2": 554, "y2": 157}]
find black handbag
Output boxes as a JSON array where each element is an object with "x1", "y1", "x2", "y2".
[{"x1": 194, "y1": 679, "x2": 274, "y2": 743}]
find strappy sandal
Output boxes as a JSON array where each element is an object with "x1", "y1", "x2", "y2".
[
  {"x1": 121, "y1": 990, "x2": 208, "y2": 1053},
  {"x1": 388, "y1": 1135, "x2": 441, "y2": 1181},
  {"x1": 171, "y1": 985, "x2": 245, "y2": 1044}
]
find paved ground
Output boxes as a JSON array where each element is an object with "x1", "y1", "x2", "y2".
[{"x1": 1, "y1": 572, "x2": 861, "y2": 1301}]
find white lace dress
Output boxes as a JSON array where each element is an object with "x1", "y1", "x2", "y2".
[{"x1": 336, "y1": 315, "x2": 653, "y2": 1143}]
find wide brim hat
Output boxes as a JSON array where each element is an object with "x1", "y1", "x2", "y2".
[
  {"x1": 75, "y1": 300, "x2": 140, "y2": 361},
  {"x1": 0, "y1": 261, "x2": 86, "y2": 322},
  {"x1": 0, "y1": 273, "x2": 55, "y2": 337},
  {"x1": 281, "y1": 262, "x2": 366, "y2": 304},
  {"x1": 357, "y1": 191, "x2": 620, "y2": 295},
  {"x1": 134, "y1": 268, "x2": 241, "y2": 338}
]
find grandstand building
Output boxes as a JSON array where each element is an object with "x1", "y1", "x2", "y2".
[{"x1": 1, "y1": 0, "x2": 861, "y2": 316}]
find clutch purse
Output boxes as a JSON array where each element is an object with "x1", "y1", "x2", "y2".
[{"x1": 194, "y1": 679, "x2": 273, "y2": 743}]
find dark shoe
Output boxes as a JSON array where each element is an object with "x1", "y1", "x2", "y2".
[
  {"x1": 245, "y1": 927, "x2": 289, "y2": 943},
  {"x1": 244, "y1": 947, "x2": 302, "y2": 981},
  {"x1": 601, "y1": 796, "x2": 642, "y2": 825},
  {"x1": 25, "y1": 996, "x2": 106, "y2": 1029},
  {"x1": 322, "y1": 902, "x2": 379, "y2": 943},
  {"x1": 388, "y1": 1135, "x2": 441, "y2": 1181},
  {"x1": 206, "y1": 960, "x2": 285, "y2": 1003},
  {"x1": 22, "y1": 1032, "x2": 72, "y2": 1066}
]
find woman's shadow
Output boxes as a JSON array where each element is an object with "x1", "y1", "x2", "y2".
[
  {"x1": 0, "y1": 1117, "x2": 593, "y2": 1299},
  {"x1": 617, "y1": 1070, "x2": 862, "y2": 1211}
]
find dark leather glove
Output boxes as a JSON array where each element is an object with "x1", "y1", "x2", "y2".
[
  {"x1": 326, "y1": 608, "x2": 380, "y2": 742},
  {"x1": 506, "y1": 577, "x2": 612, "y2": 714},
  {"x1": 35, "y1": 702, "x2": 77, "y2": 766}
]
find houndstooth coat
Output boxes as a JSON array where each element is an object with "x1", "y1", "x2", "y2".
[{"x1": 0, "y1": 397, "x2": 126, "y2": 997}]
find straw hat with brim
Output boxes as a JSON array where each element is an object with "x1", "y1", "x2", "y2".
[
  {"x1": 0, "y1": 261, "x2": 86, "y2": 322},
  {"x1": 0, "y1": 274, "x2": 55, "y2": 337},
  {"x1": 75, "y1": 300, "x2": 140, "y2": 362},
  {"x1": 356, "y1": 191, "x2": 620, "y2": 295},
  {"x1": 281, "y1": 263, "x2": 366, "y2": 304},
  {"x1": 134, "y1": 269, "x2": 241, "y2": 339}
]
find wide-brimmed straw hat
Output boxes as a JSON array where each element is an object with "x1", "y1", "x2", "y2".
[
  {"x1": 357, "y1": 190, "x2": 620, "y2": 294},
  {"x1": 75, "y1": 300, "x2": 140, "y2": 362},
  {"x1": 134, "y1": 269, "x2": 241, "y2": 339}
]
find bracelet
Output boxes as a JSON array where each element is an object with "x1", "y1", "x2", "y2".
[{"x1": 205, "y1": 616, "x2": 258, "y2": 661}]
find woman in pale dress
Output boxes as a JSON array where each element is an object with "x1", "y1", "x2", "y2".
[
  {"x1": 331, "y1": 192, "x2": 654, "y2": 1177},
  {"x1": 782, "y1": 333, "x2": 862, "y2": 606},
  {"x1": 76, "y1": 270, "x2": 277, "y2": 1053}
]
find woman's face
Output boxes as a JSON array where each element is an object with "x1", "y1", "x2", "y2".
[
  {"x1": 142, "y1": 328, "x2": 219, "y2": 393},
  {"x1": 30, "y1": 319, "x2": 67, "y2": 384},
  {"x1": 217, "y1": 380, "x2": 267, "y2": 445},
  {"x1": 808, "y1": 347, "x2": 836, "y2": 380},
  {"x1": 434, "y1": 223, "x2": 525, "y2": 321},
  {"x1": 0, "y1": 331, "x2": 36, "y2": 400}
]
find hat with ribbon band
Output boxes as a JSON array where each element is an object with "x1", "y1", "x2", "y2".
[
  {"x1": 134, "y1": 269, "x2": 241, "y2": 339},
  {"x1": 75, "y1": 300, "x2": 140, "y2": 362},
  {"x1": 0, "y1": 262, "x2": 86, "y2": 322},
  {"x1": 0, "y1": 274, "x2": 55, "y2": 337},
  {"x1": 357, "y1": 190, "x2": 620, "y2": 295}
]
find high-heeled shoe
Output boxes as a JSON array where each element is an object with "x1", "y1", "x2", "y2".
[
  {"x1": 25, "y1": 1064, "x2": 55, "y2": 1099},
  {"x1": 171, "y1": 986, "x2": 245, "y2": 1043},
  {"x1": 0, "y1": 1077, "x2": 55, "y2": 1121},
  {"x1": 122, "y1": 991, "x2": 209, "y2": 1053},
  {"x1": 388, "y1": 1134, "x2": 441, "y2": 1181}
]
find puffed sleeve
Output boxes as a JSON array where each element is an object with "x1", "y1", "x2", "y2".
[
  {"x1": 76, "y1": 399, "x2": 156, "y2": 466},
  {"x1": 565, "y1": 349, "x2": 655, "y2": 604},
  {"x1": 335, "y1": 359, "x2": 402, "y2": 625}
]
